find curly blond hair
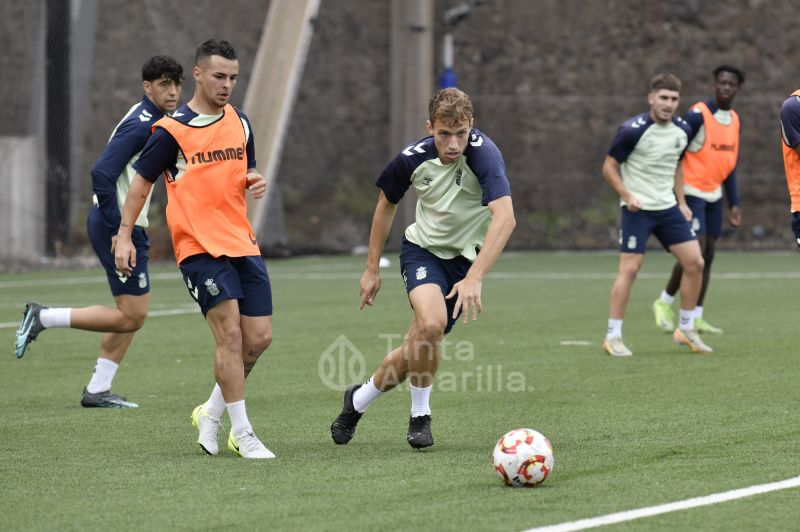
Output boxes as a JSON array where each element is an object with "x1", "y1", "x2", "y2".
[{"x1": 428, "y1": 88, "x2": 473, "y2": 126}]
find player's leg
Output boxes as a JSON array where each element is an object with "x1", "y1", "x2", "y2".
[
  {"x1": 237, "y1": 256, "x2": 274, "y2": 378},
  {"x1": 404, "y1": 283, "x2": 448, "y2": 449},
  {"x1": 668, "y1": 240, "x2": 712, "y2": 353},
  {"x1": 653, "y1": 261, "x2": 680, "y2": 331},
  {"x1": 605, "y1": 207, "x2": 650, "y2": 356},
  {"x1": 604, "y1": 252, "x2": 643, "y2": 357},
  {"x1": 180, "y1": 255, "x2": 271, "y2": 458},
  {"x1": 80, "y1": 293, "x2": 149, "y2": 409},
  {"x1": 655, "y1": 196, "x2": 703, "y2": 332},
  {"x1": 14, "y1": 211, "x2": 150, "y2": 358},
  {"x1": 694, "y1": 198, "x2": 724, "y2": 334},
  {"x1": 653, "y1": 205, "x2": 711, "y2": 352},
  {"x1": 205, "y1": 299, "x2": 272, "y2": 459}
]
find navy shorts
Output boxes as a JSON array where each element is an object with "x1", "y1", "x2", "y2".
[
  {"x1": 178, "y1": 254, "x2": 273, "y2": 317},
  {"x1": 619, "y1": 205, "x2": 696, "y2": 254},
  {"x1": 686, "y1": 195, "x2": 723, "y2": 238},
  {"x1": 791, "y1": 212, "x2": 800, "y2": 251},
  {"x1": 399, "y1": 239, "x2": 472, "y2": 335},
  {"x1": 87, "y1": 206, "x2": 150, "y2": 297}
]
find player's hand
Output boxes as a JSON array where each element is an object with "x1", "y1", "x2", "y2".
[
  {"x1": 246, "y1": 171, "x2": 266, "y2": 199},
  {"x1": 446, "y1": 275, "x2": 483, "y2": 323},
  {"x1": 114, "y1": 235, "x2": 136, "y2": 277},
  {"x1": 728, "y1": 206, "x2": 742, "y2": 227},
  {"x1": 679, "y1": 203, "x2": 693, "y2": 222},
  {"x1": 359, "y1": 269, "x2": 381, "y2": 310},
  {"x1": 624, "y1": 194, "x2": 642, "y2": 212}
]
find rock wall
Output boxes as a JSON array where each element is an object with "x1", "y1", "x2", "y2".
[{"x1": 7, "y1": 0, "x2": 799, "y2": 257}]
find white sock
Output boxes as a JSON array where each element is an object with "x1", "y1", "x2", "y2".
[
  {"x1": 226, "y1": 400, "x2": 253, "y2": 436},
  {"x1": 606, "y1": 319, "x2": 623, "y2": 340},
  {"x1": 205, "y1": 384, "x2": 225, "y2": 419},
  {"x1": 679, "y1": 309, "x2": 694, "y2": 331},
  {"x1": 86, "y1": 358, "x2": 119, "y2": 393},
  {"x1": 39, "y1": 308, "x2": 71, "y2": 328},
  {"x1": 660, "y1": 290, "x2": 675, "y2": 305},
  {"x1": 695, "y1": 305, "x2": 704, "y2": 319},
  {"x1": 352, "y1": 377, "x2": 382, "y2": 413},
  {"x1": 410, "y1": 384, "x2": 432, "y2": 417}
]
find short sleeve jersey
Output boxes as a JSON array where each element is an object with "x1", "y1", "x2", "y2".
[
  {"x1": 91, "y1": 96, "x2": 165, "y2": 230},
  {"x1": 607, "y1": 112, "x2": 691, "y2": 211},
  {"x1": 376, "y1": 128, "x2": 510, "y2": 261}
]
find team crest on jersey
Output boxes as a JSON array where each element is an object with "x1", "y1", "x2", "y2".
[
  {"x1": 627, "y1": 236, "x2": 637, "y2": 250},
  {"x1": 455, "y1": 168, "x2": 463, "y2": 187},
  {"x1": 422, "y1": 176, "x2": 433, "y2": 186},
  {"x1": 416, "y1": 266, "x2": 427, "y2": 280},
  {"x1": 138, "y1": 272, "x2": 147, "y2": 289},
  {"x1": 204, "y1": 278, "x2": 220, "y2": 296}
]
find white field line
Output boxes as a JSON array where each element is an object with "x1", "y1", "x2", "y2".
[
  {"x1": 2, "y1": 271, "x2": 800, "y2": 290},
  {"x1": 525, "y1": 475, "x2": 800, "y2": 532}
]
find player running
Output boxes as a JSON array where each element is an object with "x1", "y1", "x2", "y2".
[
  {"x1": 115, "y1": 40, "x2": 274, "y2": 459},
  {"x1": 330, "y1": 88, "x2": 516, "y2": 449},
  {"x1": 15, "y1": 55, "x2": 183, "y2": 408}
]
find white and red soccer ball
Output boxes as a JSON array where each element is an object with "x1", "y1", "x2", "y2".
[{"x1": 492, "y1": 428, "x2": 554, "y2": 487}]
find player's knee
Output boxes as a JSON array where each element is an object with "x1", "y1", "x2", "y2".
[
  {"x1": 619, "y1": 264, "x2": 640, "y2": 282},
  {"x1": 684, "y1": 255, "x2": 705, "y2": 275},
  {"x1": 417, "y1": 318, "x2": 446, "y2": 343},
  {"x1": 251, "y1": 330, "x2": 272, "y2": 352},
  {"x1": 127, "y1": 313, "x2": 147, "y2": 332},
  {"x1": 217, "y1": 324, "x2": 243, "y2": 352}
]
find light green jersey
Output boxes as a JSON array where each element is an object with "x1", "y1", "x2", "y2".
[{"x1": 377, "y1": 129, "x2": 510, "y2": 261}]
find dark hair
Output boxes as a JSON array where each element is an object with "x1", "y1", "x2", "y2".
[
  {"x1": 195, "y1": 39, "x2": 237, "y2": 64},
  {"x1": 713, "y1": 64, "x2": 745, "y2": 85},
  {"x1": 649, "y1": 73, "x2": 681, "y2": 93},
  {"x1": 141, "y1": 55, "x2": 183, "y2": 84}
]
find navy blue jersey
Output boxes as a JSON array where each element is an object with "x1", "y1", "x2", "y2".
[{"x1": 91, "y1": 96, "x2": 166, "y2": 230}]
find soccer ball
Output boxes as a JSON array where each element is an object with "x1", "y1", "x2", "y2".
[{"x1": 492, "y1": 428, "x2": 554, "y2": 487}]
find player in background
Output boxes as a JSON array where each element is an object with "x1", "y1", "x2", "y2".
[
  {"x1": 652, "y1": 65, "x2": 744, "y2": 335},
  {"x1": 14, "y1": 55, "x2": 183, "y2": 408},
  {"x1": 602, "y1": 73, "x2": 712, "y2": 357},
  {"x1": 780, "y1": 85, "x2": 800, "y2": 252},
  {"x1": 115, "y1": 39, "x2": 274, "y2": 459},
  {"x1": 330, "y1": 88, "x2": 516, "y2": 449}
]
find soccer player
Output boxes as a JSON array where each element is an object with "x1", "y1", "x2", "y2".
[
  {"x1": 330, "y1": 88, "x2": 516, "y2": 449},
  {"x1": 114, "y1": 40, "x2": 274, "y2": 459},
  {"x1": 602, "y1": 73, "x2": 712, "y2": 357},
  {"x1": 780, "y1": 86, "x2": 800, "y2": 251},
  {"x1": 652, "y1": 65, "x2": 744, "y2": 335},
  {"x1": 14, "y1": 55, "x2": 183, "y2": 408}
]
